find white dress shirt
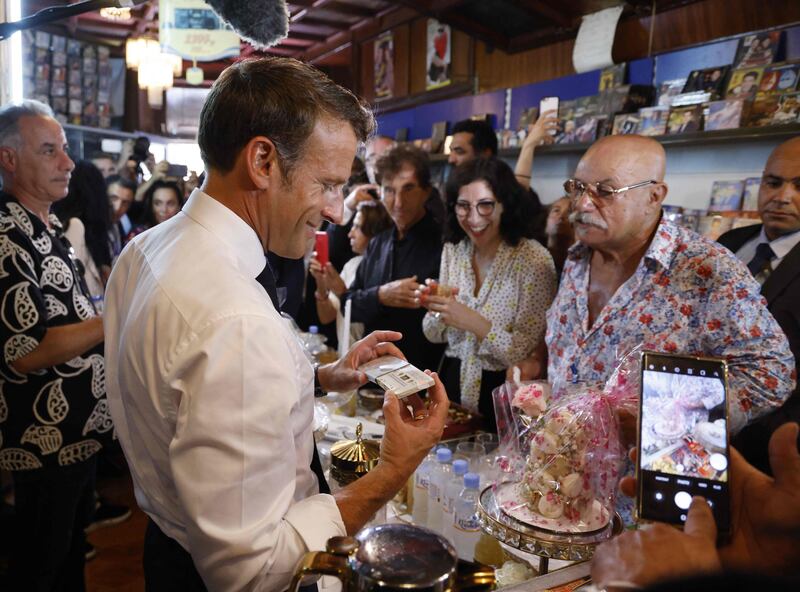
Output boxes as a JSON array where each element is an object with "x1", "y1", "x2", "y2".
[
  {"x1": 104, "y1": 189, "x2": 345, "y2": 592},
  {"x1": 735, "y1": 227, "x2": 800, "y2": 277}
]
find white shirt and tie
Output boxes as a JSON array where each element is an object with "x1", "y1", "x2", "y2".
[
  {"x1": 735, "y1": 227, "x2": 800, "y2": 284},
  {"x1": 104, "y1": 190, "x2": 345, "y2": 591}
]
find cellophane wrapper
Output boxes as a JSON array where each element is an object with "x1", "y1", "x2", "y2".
[{"x1": 492, "y1": 347, "x2": 642, "y2": 526}]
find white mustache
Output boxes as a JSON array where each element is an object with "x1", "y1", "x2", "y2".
[{"x1": 569, "y1": 211, "x2": 608, "y2": 229}]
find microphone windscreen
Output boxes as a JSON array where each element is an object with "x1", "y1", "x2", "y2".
[{"x1": 205, "y1": 0, "x2": 289, "y2": 49}]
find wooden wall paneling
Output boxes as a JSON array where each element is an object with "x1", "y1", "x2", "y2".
[
  {"x1": 474, "y1": 38, "x2": 576, "y2": 92},
  {"x1": 450, "y1": 28, "x2": 473, "y2": 84},
  {"x1": 409, "y1": 18, "x2": 429, "y2": 95},
  {"x1": 393, "y1": 24, "x2": 411, "y2": 98},
  {"x1": 360, "y1": 38, "x2": 376, "y2": 103}
]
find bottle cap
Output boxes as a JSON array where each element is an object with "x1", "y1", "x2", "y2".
[
  {"x1": 309, "y1": 325, "x2": 319, "y2": 334},
  {"x1": 436, "y1": 447, "x2": 452, "y2": 462},
  {"x1": 452, "y1": 459, "x2": 468, "y2": 475},
  {"x1": 464, "y1": 473, "x2": 480, "y2": 489}
]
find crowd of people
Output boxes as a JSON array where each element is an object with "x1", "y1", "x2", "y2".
[{"x1": 0, "y1": 54, "x2": 797, "y2": 592}]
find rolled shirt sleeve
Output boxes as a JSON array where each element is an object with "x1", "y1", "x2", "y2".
[{"x1": 167, "y1": 314, "x2": 345, "y2": 592}]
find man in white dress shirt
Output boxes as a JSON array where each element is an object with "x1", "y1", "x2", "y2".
[{"x1": 104, "y1": 58, "x2": 449, "y2": 592}]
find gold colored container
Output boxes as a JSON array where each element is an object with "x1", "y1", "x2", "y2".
[{"x1": 330, "y1": 423, "x2": 380, "y2": 486}]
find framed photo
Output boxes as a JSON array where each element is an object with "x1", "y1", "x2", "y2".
[
  {"x1": 611, "y1": 113, "x2": 640, "y2": 135},
  {"x1": 517, "y1": 106, "x2": 538, "y2": 131},
  {"x1": 638, "y1": 107, "x2": 669, "y2": 136},
  {"x1": 772, "y1": 92, "x2": 800, "y2": 125},
  {"x1": 574, "y1": 116, "x2": 599, "y2": 143},
  {"x1": 666, "y1": 105, "x2": 703, "y2": 134},
  {"x1": 426, "y1": 19, "x2": 451, "y2": 90},
  {"x1": 704, "y1": 99, "x2": 747, "y2": 131},
  {"x1": 430, "y1": 121, "x2": 448, "y2": 153},
  {"x1": 746, "y1": 95, "x2": 780, "y2": 127},
  {"x1": 742, "y1": 177, "x2": 761, "y2": 211},
  {"x1": 726, "y1": 68, "x2": 764, "y2": 100},
  {"x1": 733, "y1": 31, "x2": 782, "y2": 69},
  {"x1": 697, "y1": 214, "x2": 734, "y2": 241},
  {"x1": 682, "y1": 66, "x2": 730, "y2": 97},
  {"x1": 374, "y1": 31, "x2": 394, "y2": 100},
  {"x1": 657, "y1": 79, "x2": 687, "y2": 107},
  {"x1": 599, "y1": 63, "x2": 626, "y2": 92},
  {"x1": 709, "y1": 180, "x2": 744, "y2": 211},
  {"x1": 759, "y1": 63, "x2": 800, "y2": 94}
]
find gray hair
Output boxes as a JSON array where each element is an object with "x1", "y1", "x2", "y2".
[{"x1": 0, "y1": 100, "x2": 55, "y2": 149}]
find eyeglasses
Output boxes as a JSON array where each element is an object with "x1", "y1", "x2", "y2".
[
  {"x1": 564, "y1": 178, "x2": 659, "y2": 207},
  {"x1": 761, "y1": 174, "x2": 800, "y2": 192},
  {"x1": 454, "y1": 200, "x2": 497, "y2": 217}
]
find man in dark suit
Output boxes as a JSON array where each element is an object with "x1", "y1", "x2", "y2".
[{"x1": 719, "y1": 136, "x2": 800, "y2": 474}]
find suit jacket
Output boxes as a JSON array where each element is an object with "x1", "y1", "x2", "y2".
[{"x1": 718, "y1": 224, "x2": 800, "y2": 472}]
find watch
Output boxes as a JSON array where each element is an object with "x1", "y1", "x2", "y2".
[{"x1": 313, "y1": 363, "x2": 326, "y2": 398}]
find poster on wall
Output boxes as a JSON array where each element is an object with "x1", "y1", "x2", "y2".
[
  {"x1": 159, "y1": 0, "x2": 241, "y2": 61},
  {"x1": 426, "y1": 19, "x2": 451, "y2": 90},
  {"x1": 374, "y1": 31, "x2": 394, "y2": 100}
]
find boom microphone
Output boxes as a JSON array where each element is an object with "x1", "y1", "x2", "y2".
[{"x1": 204, "y1": 0, "x2": 289, "y2": 50}]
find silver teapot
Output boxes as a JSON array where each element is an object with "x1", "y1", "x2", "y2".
[{"x1": 290, "y1": 523, "x2": 494, "y2": 592}]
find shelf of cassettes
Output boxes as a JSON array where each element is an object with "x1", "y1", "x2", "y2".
[{"x1": 428, "y1": 123, "x2": 800, "y2": 162}]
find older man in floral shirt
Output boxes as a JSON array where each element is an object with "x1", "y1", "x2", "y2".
[{"x1": 518, "y1": 135, "x2": 794, "y2": 433}]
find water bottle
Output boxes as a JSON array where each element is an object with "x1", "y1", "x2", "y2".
[
  {"x1": 427, "y1": 447, "x2": 452, "y2": 534},
  {"x1": 452, "y1": 473, "x2": 481, "y2": 561},
  {"x1": 411, "y1": 449, "x2": 437, "y2": 527},
  {"x1": 442, "y1": 459, "x2": 469, "y2": 543}
]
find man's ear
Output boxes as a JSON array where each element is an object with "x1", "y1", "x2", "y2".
[
  {"x1": 650, "y1": 181, "x2": 668, "y2": 206},
  {"x1": 0, "y1": 146, "x2": 17, "y2": 173},
  {"x1": 242, "y1": 136, "x2": 280, "y2": 190}
]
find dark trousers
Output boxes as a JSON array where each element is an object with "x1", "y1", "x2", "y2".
[
  {"x1": 10, "y1": 456, "x2": 97, "y2": 592},
  {"x1": 440, "y1": 356, "x2": 505, "y2": 432},
  {"x1": 143, "y1": 519, "x2": 208, "y2": 592},
  {"x1": 143, "y1": 519, "x2": 318, "y2": 592}
]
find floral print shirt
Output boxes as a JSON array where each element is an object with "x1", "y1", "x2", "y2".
[
  {"x1": 546, "y1": 217, "x2": 795, "y2": 432},
  {"x1": 424, "y1": 238, "x2": 556, "y2": 410}
]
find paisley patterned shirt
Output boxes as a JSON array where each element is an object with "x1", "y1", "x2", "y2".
[
  {"x1": 0, "y1": 192, "x2": 110, "y2": 472},
  {"x1": 546, "y1": 217, "x2": 795, "y2": 433}
]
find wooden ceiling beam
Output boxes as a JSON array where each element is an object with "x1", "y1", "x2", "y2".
[
  {"x1": 134, "y1": 1, "x2": 158, "y2": 36},
  {"x1": 516, "y1": 0, "x2": 574, "y2": 28}
]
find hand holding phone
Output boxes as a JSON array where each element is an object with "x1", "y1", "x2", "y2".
[
  {"x1": 539, "y1": 96, "x2": 560, "y2": 135},
  {"x1": 636, "y1": 352, "x2": 730, "y2": 534},
  {"x1": 314, "y1": 231, "x2": 329, "y2": 267}
]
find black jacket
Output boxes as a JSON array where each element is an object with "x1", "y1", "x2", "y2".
[
  {"x1": 718, "y1": 224, "x2": 800, "y2": 473},
  {"x1": 343, "y1": 211, "x2": 445, "y2": 372}
]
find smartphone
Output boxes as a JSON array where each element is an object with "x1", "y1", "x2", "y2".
[
  {"x1": 636, "y1": 352, "x2": 730, "y2": 534},
  {"x1": 314, "y1": 231, "x2": 329, "y2": 267},
  {"x1": 366, "y1": 188, "x2": 379, "y2": 200},
  {"x1": 166, "y1": 163, "x2": 188, "y2": 178},
  {"x1": 539, "y1": 96, "x2": 560, "y2": 135}
]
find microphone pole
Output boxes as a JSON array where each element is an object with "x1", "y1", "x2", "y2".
[{"x1": 0, "y1": 0, "x2": 142, "y2": 41}]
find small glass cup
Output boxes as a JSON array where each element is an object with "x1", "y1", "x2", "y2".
[{"x1": 455, "y1": 441, "x2": 486, "y2": 473}]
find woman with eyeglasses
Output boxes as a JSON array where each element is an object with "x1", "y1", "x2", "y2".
[{"x1": 420, "y1": 158, "x2": 557, "y2": 429}]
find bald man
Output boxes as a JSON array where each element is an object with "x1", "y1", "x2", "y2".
[
  {"x1": 719, "y1": 137, "x2": 800, "y2": 473},
  {"x1": 517, "y1": 135, "x2": 793, "y2": 434}
]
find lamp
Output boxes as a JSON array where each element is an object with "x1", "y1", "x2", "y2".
[
  {"x1": 125, "y1": 37, "x2": 160, "y2": 70},
  {"x1": 138, "y1": 51, "x2": 174, "y2": 108}
]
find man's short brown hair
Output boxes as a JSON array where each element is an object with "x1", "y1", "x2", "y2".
[
  {"x1": 198, "y1": 57, "x2": 374, "y2": 177},
  {"x1": 375, "y1": 144, "x2": 431, "y2": 188}
]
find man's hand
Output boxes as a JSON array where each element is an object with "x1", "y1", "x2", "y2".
[
  {"x1": 424, "y1": 294, "x2": 491, "y2": 339},
  {"x1": 718, "y1": 422, "x2": 800, "y2": 574},
  {"x1": 379, "y1": 371, "x2": 450, "y2": 481},
  {"x1": 378, "y1": 276, "x2": 421, "y2": 309},
  {"x1": 617, "y1": 423, "x2": 800, "y2": 576},
  {"x1": 591, "y1": 497, "x2": 722, "y2": 590},
  {"x1": 316, "y1": 330, "x2": 404, "y2": 393},
  {"x1": 343, "y1": 184, "x2": 379, "y2": 212}
]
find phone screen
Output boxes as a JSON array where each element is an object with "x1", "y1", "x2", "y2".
[
  {"x1": 637, "y1": 352, "x2": 730, "y2": 533},
  {"x1": 314, "y1": 231, "x2": 329, "y2": 267},
  {"x1": 539, "y1": 96, "x2": 559, "y2": 134}
]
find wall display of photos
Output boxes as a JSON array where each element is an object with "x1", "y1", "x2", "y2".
[
  {"x1": 22, "y1": 30, "x2": 113, "y2": 128},
  {"x1": 689, "y1": 177, "x2": 763, "y2": 240}
]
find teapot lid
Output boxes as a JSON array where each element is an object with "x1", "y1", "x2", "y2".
[
  {"x1": 353, "y1": 524, "x2": 457, "y2": 587},
  {"x1": 330, "y1": 423, "x2": 380, "y2": 484}
]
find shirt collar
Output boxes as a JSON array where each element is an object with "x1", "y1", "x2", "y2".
[
  {"x1": 763, "y1": 227, "x2": 800, "y2": 260},
  {"x1": 566, "y1": 214, "x2": 676, "y2": 270},
  {"x1": 181, "y1": 189, "x2": 265, "y2": 279}
]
